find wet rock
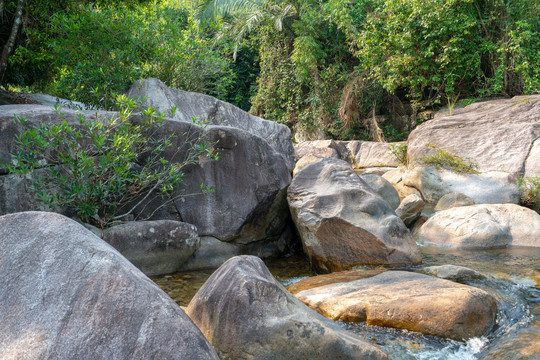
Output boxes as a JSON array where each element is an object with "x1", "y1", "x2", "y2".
[
  {"x1": 422, "y1": 265, "x2": 486, "y2": 282},
  {"x1": 358, "y1": 173, "x2": 400, "y2": 210},
  {"x1": 346, "y1": 141, "x2": 403, "y2": 168},
  {"x1": 104, "y1": 220, "x2": 200, "y2": 276},
  {"x1": 0, "y1": 211, "x2": 218, "y2": 360},
  {"x1": 287, "y1": 269, "x2": 386, "y2": 295},
  {"x1": 287, "y1": 158, "x2": 421, "y2": 273},
  {"x1": 294, "y1": 271, "x2": 497, "y2": 340},
  {"x1": 186, "y1": 255, "x2": 389, "y2": 360},
  {"x1": 127, "y1": 78, "x2": 295, "y2": 171},
  {"x1": 415, "y1": 204, "x2": 540, "y2": 249},
  {"x1": 395, "y1": 194, "x2": 425, "y2": 227},
  {"x1": 435, "y1": 193, "x2": 475, "y2": 211}
]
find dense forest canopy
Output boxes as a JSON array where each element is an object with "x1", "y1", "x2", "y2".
[{"x1": 1, "y1": 0, "x2": 539, "y2": 140}]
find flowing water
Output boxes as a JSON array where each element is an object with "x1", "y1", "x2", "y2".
[{"x1": 152, "y1": 246, "x2": 540, "y2": 360}]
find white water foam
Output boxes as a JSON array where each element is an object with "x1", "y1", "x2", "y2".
[{"x1": 408, "y1": 337, "x2": 489, "y2": 360}]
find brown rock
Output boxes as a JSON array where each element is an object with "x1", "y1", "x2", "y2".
[
  {"x1": 287, "y1": 269, "x2": 386, "y2": 295},
  {"x1": 287, "y1": 158, "x2": 421, "y2": 273},
  {"x1": 295, "y1": 271, "x2": 497, "y2": 340}
]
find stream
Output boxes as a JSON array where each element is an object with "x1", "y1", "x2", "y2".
[{"x1": 152, "y1": 246, "x2": 540, "y2": 360}]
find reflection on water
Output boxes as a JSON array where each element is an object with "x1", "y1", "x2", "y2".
[{"x1": 152, "y1": 247, "x2": 540, "y2": 360}]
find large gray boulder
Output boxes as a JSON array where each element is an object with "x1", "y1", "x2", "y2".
[
  {"x1": 287, "y1": 158, "x2": 421, "y2": 273},
  {"x1": 0, "y1": 211, "x2": 219, "y2": 360},
  {"x1": 0, "y1": 105, "x2": 293, "y2": 267},
  {"x1": 127, "y1": 78, "x2": 295, "y2": 171},
  {"x1": 186, "y1": 255, "x2": 389, "y2": 360},
  {"x1": 103, "y1": 220, "x2": 200, "y2": 276},
  {"x1": 405, "y1": 96, "x2": 540, "y2": 205},
  {"x1": 294, "y1": 271, "x2": 497, "y2": 340},
  {"x1": 408, "y1": 95, "x2": 540, "y2": 179},
  {"x1": 415, "y1": 204, "x2": 540, "y2": 249}
]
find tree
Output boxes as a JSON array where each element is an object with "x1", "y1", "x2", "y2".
[{"x1": 0, "y1": 0, "x2": 24, "y2": 85}]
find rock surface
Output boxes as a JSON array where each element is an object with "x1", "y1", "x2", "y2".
[
  {"x1": 435, "y1": 192, "x2": 475, "y2": 211},
  {"x1": 287, "y1": 158, "x2": 421, "y2": 273},
  {"x1": 415, "y1": 204, "x2": 540, "y2": 249},
  {"x1": 407, "y1": 95, "x2": 540, "y2": 179},
  {"x1": 294, "y1": 140, "x2": 349, "y2": 161},
  {"x1": 127, "y1": 78, "x2": 295, "y2": 171},
  {"x1": 294, "y1": 271, "x2": 497, "y2": 340},
  {"x1": 402, "y1": 166, "x2": 519, "y2": 205},
  {"x1": 395, "y1": 194, "x2": 425, "y2": 227},
  {"x1": 422, "y1": 265, "x2": 485, "y2": 282},
  {"x1": 104, "y1": 220, "x2": 200, "y2": 276},
  {"x1": 358, "y1": 173, "x2": 400, "y2": 210},
  {"x1": 347, "y1": 141, "x2": 403, "y2": 168},
  {"x1": 186, "y1": 255, "x2": 389, "y2": 360},
  {"x1": 0, "y1": 211, "x2": 218, "y2": 360},
  {"x1": 287, "y1": 269, "x2": 386, "y2": 295}
]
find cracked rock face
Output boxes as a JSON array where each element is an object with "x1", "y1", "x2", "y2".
[
  {"x1": 287, "y1": 158, "x2": 421, "y2": 273},
  {"x1": 186, "y1": 255, "x2": 389, "y2": 360},
  {"x1": 0, "y1": 211, "x2": 218, "y2": 360},
  {"x1": 294, "y1": 271, "x2": 497, "y2": 340}
]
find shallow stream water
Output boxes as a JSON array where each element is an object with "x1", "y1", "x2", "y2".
[{"x1": 152, "y1": 246, "x2": 540, "y2": 360}]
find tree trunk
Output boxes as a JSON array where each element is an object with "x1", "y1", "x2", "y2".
[
  {"x1": 0, "y1": 0, "x2": 24, "y2": 85},
  {"x1": 0, "y1": 1, "x2": 5, "y2": 24}
]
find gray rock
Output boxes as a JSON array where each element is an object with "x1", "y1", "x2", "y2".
[
  {"x1": 346, "y1": 141, "x2": 403, "y2": 168},
  {"x1": 382, "y1": 167, "x2": 422, "y2": 200},
  {"x1": 294, "y1": 140, "x2": 349, "y2": 161},
  {"x1": 395, "y1": 194, "x2": 425, "y2": 227},
  {"x1": 295, "y1": 271, "x2": 497, "y2": 340},
  {"x1": 186, "y1": 255, "x2": 389, "y2": 360},
  {"x1": 423, "y1": 265, "x2": 486, "y2": 282},
  {"x1": 361, "y1": 167, "x2": 398, "y2": 176},
  {"x1": 415, "y1": 204, "x2": 540, "y2": 249},
  {"x1": 525, "y1": 137, "x2": 540, "y2": 178},
  {"x1": 0, "y1": 211, "x2": 219, "y2": 360},
  {"x1": 435, "y1": 193, "x2": 475, "y2": 211},
  {"x1": 402, "y1": 165, "x2": 519, "y2": 205},
  {"x1": 287, "y1": 158, "x2": 421, "y2": 273},
  {"x1": 104, "y1": 220, "x2": 200, "y2": 276},
  {"x1": 407, "y1": 95, "x2": 540, "y2": 179},
  {"x1": 127, "y1": 78, "x2": 295, "y2": 171},
  {"x1": 359, "y1": 173, "x2": 401, "y2": 210}
]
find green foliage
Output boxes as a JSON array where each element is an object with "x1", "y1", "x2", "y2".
[
  {"x1": 7, "y1": 95, "x2": 218, "y2": 230},
  {"x1": 516, "y1": 176, "x2": 540, "y2": 210},
  {"x1": 8, "y1": 1, "x2": 233, "y2": 109},
  {"x1": 419, "y1": 144, "x2": 480, "y2": 174},
  {"x1": 388, "y1": 142, "x2": 408, "y2": 165}
]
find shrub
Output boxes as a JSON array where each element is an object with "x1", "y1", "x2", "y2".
[
  {"x1": 7, "y1": 95, "x2": 218, "y2": 231},
  {"x1": 388, "y1": 142, "x2": 407, "y2": 165},
  {"x1": 517, "y1": 176, "x2": 540, "y2": 210},
  {"x1": 419, "y1": 144, "x2": 479, "y2": 174}
]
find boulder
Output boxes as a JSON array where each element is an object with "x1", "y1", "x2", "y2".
[
  {"x1": 0, "y1": 211, "x2": 219, "y2": 360},
  {"x1": 1, "y1": 105, "x2": 293, "y2": 261},
  {"x1": 346, "y1": 141, "x2": 403, "y2": 168},
  {"x1": 186, "y1": 255, "x2": 389, "y2": 360},
  {"x1": 422, "y1": 265, "x2": 486, "y2": 283},
  {"x1": 127, "y1": 78, "x2": 295, "y2": 171},
  {"x1": 525, "y1": 138, "x2": 540, "y2": 178},
  {"x1": 293, "y1": 154, "x2": 323, "y2": 176},
  {"x1": 361, "y1": 167, "x2": 398, "y2": 176},
  {"x1": 402, "y1": 166, "x2": 519, "y2": 205},
  {"x1": 287, "y1": 269, "x2": 386, "y2": 295},
  {"x1": 287, "y1": 158, "x2": 421, "y2": 273},
  {"x1": 407, "y1": 95, "x2": 540, "y2": 179},
  {"x1": 359, "y1": 173, "x2": 400, "y2": 210},
  {"x1": 435, "y1": 192, "x2": 475, "y2": 211},
  {"x1": 395, "y1": 194, "x2": 425, "y2": 227},
  {"x1": 103, "y1": 220, "x2": 200, "y2": 276},
  {"x1": 294, "y1": 140, "x2": 349, "y2": 162},
  {"x1": 294, "y1": 271, "x2": 497, "y2": 340},
  {"x1": 415, "y1": 204, "x2": 540, "y2": 249},
  {"x1": 382, "y1": 168, "x2": 422, "y2": 200}
]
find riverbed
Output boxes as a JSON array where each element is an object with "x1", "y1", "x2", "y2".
[{"x1": 152, "y1": 246, "x2": 540, "y2": 360}]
